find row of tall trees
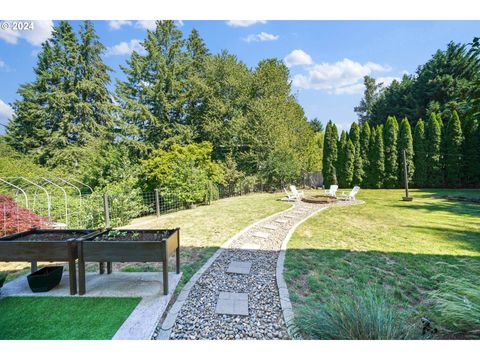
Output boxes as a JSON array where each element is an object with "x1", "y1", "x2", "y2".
[
  {"x1": 323, "y1": 109, "x2": 479, "y2": 189},
  {"x1": 5, "y1": 20, "x2": 322, "y2": 190}
]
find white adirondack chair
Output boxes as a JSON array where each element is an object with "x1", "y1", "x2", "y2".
[
  {"x1": 324, "y1": 184, "x2": 338, "y2": 197},
  {"x1": 339, "y1": 186, "x2": 360, "y2": 201},
  {"x1": 290, "y1": 185, "x2": 304, "y2": 199},
  {"x1": 283, "y1": 187, "x2": 297, "y2": 201}
]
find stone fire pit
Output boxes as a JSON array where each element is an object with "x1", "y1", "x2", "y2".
[{"x1": 301, "y1": 195, "x2": 337, "y2": 204}]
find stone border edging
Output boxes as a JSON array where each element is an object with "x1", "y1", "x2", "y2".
[
  {"x1": 276, "y1": 200, "x2": 365, "y2": 339},
  {"x1": 156, "y1": 200, "x2": 296, "y2": 340}
]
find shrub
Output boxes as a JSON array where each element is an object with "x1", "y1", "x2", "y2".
[
  {"x1": 294, "y1": 288, "x2": 416, "y2": 339},
  {"x1": 141, "y1": 142, "x2": 224, "y2": 204},
  {"x1": 0, "y1": 195, "x2": 49, "y2": 235},
  {"x1": 428, "y1": 277, "x2": 480, "y2": 338}
]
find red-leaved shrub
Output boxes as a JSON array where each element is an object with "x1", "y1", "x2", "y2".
[{"x1": 0, "y1": 195, "x2": 49, "y2": 235}]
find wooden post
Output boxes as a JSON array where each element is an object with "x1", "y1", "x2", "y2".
[
  {"x1": 163, "y1": 255, "x2": 169, "y2": 295},
  {"x1": 103, "y1": 193, "x2": 110, "y2": 228},
  {"x1": 107, "y1": 261, "x2": 112, "y2": 274},
  {"x1": 99, "y1": 262, "x2": 105, "y2": 274},
  {"x1": 176, "y1": 228, "x2": 180, "y2": 274},
  {"x1": 67, "y1": 240, "x2": 77, "y2": 295},
  {"x1": 78, "y1": 240, "x2": 86, "y2": 295},
  {"x1": 155, "y1": 189, "x2": 160, "y2": 217},
  {"x1": 30, "y1": 261, "x2": 38, "y2": 273},
  {"x1": 402, "y1": 149, "x2": 413, "y2": 201}
]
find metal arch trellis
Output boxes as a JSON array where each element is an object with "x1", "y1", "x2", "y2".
[
  {"x1": 0, "y1": 177, "x2": 29, "y2": 208},
  {"x1": 38, "y1": 177, "x2": 69, "y2": 227},
  {"x1": 14, "y1": 176, "x2": 52, "y2": 221}
]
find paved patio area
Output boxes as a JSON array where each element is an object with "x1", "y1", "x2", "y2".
[{"x1": 1, "y1": 271, "x2": 181, "y2": 340}]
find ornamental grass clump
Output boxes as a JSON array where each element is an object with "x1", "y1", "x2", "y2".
[
  {"x1": 428, "y1": 277, "x2": 480, "y2": 338},
  {"x1": 295, "y1": 287, "x2": 416, "y2": 340}
]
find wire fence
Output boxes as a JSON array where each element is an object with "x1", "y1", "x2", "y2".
[{"x1": 1, "y1": 179, "x2": 272, "y2": 235}]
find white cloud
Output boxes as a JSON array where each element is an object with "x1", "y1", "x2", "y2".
[
  {"x1": 135, "y1": 20, "x2": 157, "y2": 31},
  {"x1": 243, "y1": 32, "x2": 279, "y2": 43},
  {"x1": 377, "y1": 76, "x2": 401, "y2": 87},
  {"x1": 0, "y1": 59, "x2": 5, "y2": 68},
  {"x1": 0, "y1": 99, "x2": 14, "y2": 125},
  {"x1": 226, "y1": 20, "x2": 267, "y2": 27},
  {"x1": 108, "y1": 20, "x2": 157, "y2": 31},
  {"x1": 108, "y1": 20, "x2": 132, "y2": 30},
  {"x1": 284, "y1": 49, "x2": 313, "y2": 67},
  {"x1": 0, "y1": 20, "x2": 53, "y2": 46},
  {"x1": 107, "y1": 39, "x2": 145, "y2": 56},
  {"x1": 334, "y1": 83, "x2": 366, "y2": 95},
  {"x1": 176, "y1": 20, "x2": 184, "y2": 27},
  {"x1": 291, "y1": 58, "x2": 394, "y2": 94}
]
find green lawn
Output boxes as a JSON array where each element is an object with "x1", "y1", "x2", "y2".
[
  {"x1": 284, "y1": 189, "x2": 480, "y2": 339},
  {"x1": 124, "y1": 192, "x2": 291, "y2": 292},
  {"x1": 0, "y1": 296, "x2": 140, "y2": 340}
]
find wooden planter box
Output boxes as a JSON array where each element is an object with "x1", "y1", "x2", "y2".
[
  {"x1": 27, "y1": 266, "x2": 64, "y2": 292},
  {"x1": 77, "y1": 228, "x2": 180, "y2": 295},
  {"x1": 0, "y1": 229, "x2": 100, "y2": 295}
]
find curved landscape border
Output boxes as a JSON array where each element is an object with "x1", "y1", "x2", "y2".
[
  {"x1": 276, "y1": 200, "x2": 365, "y2": 339},
  {"x1": 156, "y1": 200, "x2": 296, "y2": 340}
]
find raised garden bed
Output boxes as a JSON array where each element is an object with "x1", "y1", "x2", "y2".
[
  {"x1": 78, "y1": 228, "x2": 180, "y2": 295},
  {"x1": 301, "y1": 195, "x2": 338, "y2": 204},
  {"x1": 0, "y1": 228, "x2": 100, "y2": 295}
]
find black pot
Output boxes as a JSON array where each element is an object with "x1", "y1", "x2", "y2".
[
  {"x1": 0, "y1": 273, "x2": 7, "y2": 289},
  {"x1": 27, "y1": 266, "x2": 64, "y2": 293}
]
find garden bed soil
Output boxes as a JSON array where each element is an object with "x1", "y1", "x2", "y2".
[
  {"x1": 90, "y1": 229, "x2": 175, "y2": 242},
  {"x1": 5, "y1": 231, "x2": 94, "y2": 242}
]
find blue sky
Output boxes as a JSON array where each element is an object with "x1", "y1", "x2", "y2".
[{"x1": 1, "y1": 20, "x2": 479, "y2": 134}]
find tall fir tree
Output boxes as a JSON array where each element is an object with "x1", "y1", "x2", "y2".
[
  {"x1": 322, "y1": 120, "x2": 338, "y2": 187},
  {"x1": 425, "y1": 113, "x2": 442, "y2": 187},
  {"x1": 76, "y1": 21, "x2": 115, "y2": 141},
  {"x1": 115, "y1": 20, "x2": 189, "y2": 155},
  {"x1": 370, "y1": 126, "x2": 385, "y2": 188},
  {"x1": 6, "y1": 21, "x2": 113, "y2": 166},
  {"x1": 397, "y1": 117, "x2": 414, "y2": 186},
  {"x1": 383, "y1": 116, "x2": 399, "y2": 188},
  {"x1": 462, "y1": 117, "x2": 480, "y2": 187},
  {"x1": 360, "y1": 121, "x2": 371, "y2": 187},
  {"x1": 349, "y1": 122, "x2": 364, "y2": 186},
  {"x1": 444, "y1": 110, "x2": 464, "y2": 187},
  {"x1": 413, "y1": 119, "x2": 428, "y2": 187}
]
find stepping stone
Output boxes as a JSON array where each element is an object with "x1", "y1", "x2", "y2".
[
  {"x1": 226, "y1": 261, "x2": 252, "y2": 275},
  {"x1": 274, "y1": 219, "x2": 288, "y2": 224},
  {"x1": 262, "y1": 224, "x2": 278, "y2": 230},
  {"x1": 215, "y1": 292, "x2": 249, "y2": 316},
  {"x1": 241, "y1": 243, "x2": 260, "y2": 250},
  {"x1": 252, "y1": 231, "x2": 270, "y2": 239}
]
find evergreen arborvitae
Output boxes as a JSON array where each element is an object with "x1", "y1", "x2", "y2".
[
  {"x1": 370, "y1": 125, "x2": 385, "y2": 189},
  {"x1": 336, "y1": 131, "x2": 347, "y2": 187},
  {"x1": 383, "y1": 116, "x2": 399, "y2": 188},
  {"x1": 425, "y1": 113, "x2": 442, "y2": 187},
  {"x1": 322, "y1": 120, "x2": 338, "y2": 187},
  {"x1": 343, "y1": 139, "x2": 355, "y2": 187},
  {"x1": 413, "y1": 119, "x2": 428, "y2": 187},
  {"x1": 445, "y1": 110, "x2": 464, "y2": 187},
  {"x1": 349, "y1": 122, "x2": 364, "y2": 186},
  {"x1": 360, "y1": 121, "x2": 371, "y2": 187},
  {"x1": 462, "y1": 117, "x2": 480, "y2": 187},
  {"x1": 397, "y1": 117, "x2": 414, "y2": 186}
]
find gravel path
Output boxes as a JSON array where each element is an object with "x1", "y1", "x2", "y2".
[{"x1": 154, "y1": 199, "x2": 362, "y2": 340}]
